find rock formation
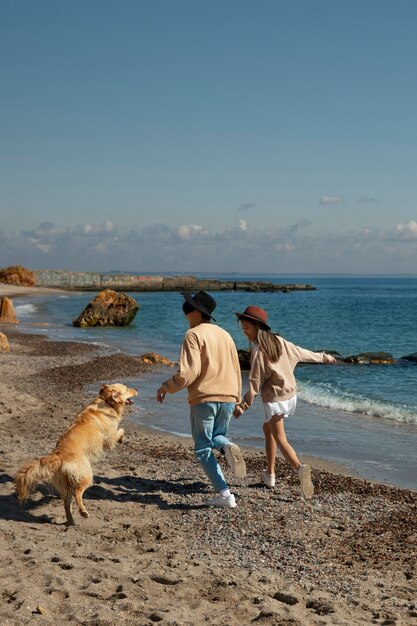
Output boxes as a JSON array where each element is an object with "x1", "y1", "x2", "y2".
[
  {"x1": 237, "y1": 349, "x2": 251, "y2": 370},
  {"x1": 343, "y1": 352, "x2": 395, "y2": 364},
  {"x1": 139, "y1": 352, "x2": 175, "y2": 367},
  {"x1": 73, "y1": 289, "x2": 139, "y2": 327},
  {"x1": 0, "y1": 265, "x2": 35, "y2": 286},
  {"x1": 0, "y1": 297, "x2": 19, "y2": 324}
]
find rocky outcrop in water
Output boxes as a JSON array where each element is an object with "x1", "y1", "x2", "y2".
[
  {"x1": 0, "y1": 297, "x2": 19, "y2": 324},
  {"x1": 73, "y1": 289, "x2": 139, "y2": 327},
  {"x1": 237, "y1": 349, "x2": 251, "y2": 370},
  {"x1": 343, "y1": 352, "x2": 396, "y2": 364},
  {"x1": 139, "y1": 352, "x2": 176, "y2": 367}
]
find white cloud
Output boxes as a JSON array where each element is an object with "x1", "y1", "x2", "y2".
[
  {"x1": 1, "y1": 218, "x2": 417, "y2": 274},
  {"x1": 393, "y1": 220, "x2": 417, "y2": 240},
  {"x1": 25, "y1": 222, "x2": 68, "y2": 237},
  {"x1": 27, "y1": 239, "x2": 50, "y2": 253},
  {"x1": 103, "y1": 220, "x2": 116, "y2": 232},
  {"x1": 319, "y1": 195, "x2": 344, "y2": 206},
  {"x1": 76, "y1": 221, "x2": 117, "y2": 236},
  {"x1": 176, "y1": 224, "x2": 206, "y2": 240}
]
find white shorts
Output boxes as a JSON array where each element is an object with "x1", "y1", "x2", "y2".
[{"x1": 263, "y1": 395, "x2": 297, "y2": 422}]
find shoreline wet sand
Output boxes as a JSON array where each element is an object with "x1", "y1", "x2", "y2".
[{"x1": 0, "y1": 328, "x2": 416, "y2": 625}]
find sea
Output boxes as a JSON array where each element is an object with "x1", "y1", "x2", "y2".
[{"x1": 12, "y1": 274, "x2": 417, "y2": 491}]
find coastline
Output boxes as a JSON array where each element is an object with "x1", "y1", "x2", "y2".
[
  {"x1": 1, "y1": 327, "x2": 416, "y2": 624},
  {"x1": 0, "y1": 284, "x2": 70, "y2": 298}
]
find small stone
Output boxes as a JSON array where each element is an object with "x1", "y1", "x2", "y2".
[
  {"x1": 273, "y1": 591, "x2": 299, "y2": 606},
  {"x1": 253, "y1": 610, "x2": 274, "y2": 621},
  {"x1": 306, "y1": 598, "x2": 335, "y2": 615}
]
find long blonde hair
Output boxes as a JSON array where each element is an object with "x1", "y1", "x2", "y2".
[
  {"x1": 257, "y1": 328, "x2": 282, "y2": 363},
  {"x1": 240, "y1": 317, "x2": 282, "y2": 363}
]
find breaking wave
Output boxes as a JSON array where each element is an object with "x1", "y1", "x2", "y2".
[
  {"x1": 14, "y1": 303, "x2": 37, "y2": 316},
  {"x1": 298, "y1": 381, "x2": 417, "y2": 425}
]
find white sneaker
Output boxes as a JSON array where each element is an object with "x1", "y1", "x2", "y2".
[
  {"x1": 298, "y1": 464, "x2": 314, "y2": 499},
  {"x1": 224, "y1": 443, "x2": 246, "y2": 478},
  {"x1": 207, "y1": 493, "x2": 237, "y2": 508},
  {"x1": 262, "y1": 471, "x2": 275, "y2": 488}
]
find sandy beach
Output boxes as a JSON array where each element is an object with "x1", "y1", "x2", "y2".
[{"x1": 0, "y1": 286, "x2": 416, "y2": 625}]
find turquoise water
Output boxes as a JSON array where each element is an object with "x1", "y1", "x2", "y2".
[{"x1": 13, "y1": 275, "x2": 417, "y2": 489}]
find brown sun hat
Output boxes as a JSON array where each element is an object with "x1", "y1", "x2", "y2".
[{"x1": 235, "y1": 306, "x2": 271, "y2": 330}]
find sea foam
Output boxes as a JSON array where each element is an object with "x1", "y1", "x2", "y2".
[
  {"x1": 14, "y1": 303, "x2": 37, "y2": 316},
  {"x1": 298, "y1": 381, "x2": 417, "y2": 425}
]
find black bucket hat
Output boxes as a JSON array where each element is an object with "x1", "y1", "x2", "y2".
[{"x1": 182, "y1": 291, "x2": 217, "y2": 320}]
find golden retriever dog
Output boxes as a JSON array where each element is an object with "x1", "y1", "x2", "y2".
[{"x1": 15, "y1": 383, "x2": 138, "y2": 525}]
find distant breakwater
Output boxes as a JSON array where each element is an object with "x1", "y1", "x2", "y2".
[{"x1": 33, "y1": 270, "x2": 316, "y2": 293}]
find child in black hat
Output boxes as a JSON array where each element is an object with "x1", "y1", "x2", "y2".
[{"x1": 157, "y1": 292, "x2": 246, "y2": 508}]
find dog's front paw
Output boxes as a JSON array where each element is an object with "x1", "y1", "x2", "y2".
[{"x1": 116, "y1": 428, "x2": 125, "y2": 444}]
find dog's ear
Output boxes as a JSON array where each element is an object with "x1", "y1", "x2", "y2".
[
  {"x1": 109, "y1": 390, "x2": 124, "y2": 406},
  {"x1": 100, "y1": 386, "x2": 124, "y2": 407},
  {"x1": 99, "y1": 385, "x2": 109, "y2": 399}
]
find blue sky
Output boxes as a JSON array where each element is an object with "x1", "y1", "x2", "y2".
[{"x1": 1, "y1": 0, "x2": 417, "y2": 274}]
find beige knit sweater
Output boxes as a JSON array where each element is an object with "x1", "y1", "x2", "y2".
[
  {"x1": 162, "y1": 322, "x2": 242, "y2": 406},
  {"x1": 236, "y1": 336, "x2": 331, "y2": 414}
]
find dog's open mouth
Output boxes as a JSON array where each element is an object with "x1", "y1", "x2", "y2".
[{"x1": 126, "y1": 398, "x2": 134, "y2": 405}]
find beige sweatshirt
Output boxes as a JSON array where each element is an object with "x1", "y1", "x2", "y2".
[
  {"x1": 162, "y1": 323, "x2": 242, "y2": 406},
  {"x1": 236, "y1": 336, "x2": 331, "y2": 413}
]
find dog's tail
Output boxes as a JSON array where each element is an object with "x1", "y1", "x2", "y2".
[{"x1": 15, "y1": 453, "x2": 62, "y2": 503}]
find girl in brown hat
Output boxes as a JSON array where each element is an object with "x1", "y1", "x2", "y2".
[{"x1": 233, "y1": 306, "x2": 336, "y2": 498}]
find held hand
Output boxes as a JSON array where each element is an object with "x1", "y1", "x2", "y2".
[
  {"x1": 156, "y1": 387, "x2": 167, "y2": 403},
  {"x1": 233, "y1": 405, "x2": 243, "y2": 419},
  {"x1": 325, "y1": 354, "x2": 337, "y2": 364}
]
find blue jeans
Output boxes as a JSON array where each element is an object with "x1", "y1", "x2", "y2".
[{"x1": 190, "y1": 402, "x2": 234, "y2": 493}]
